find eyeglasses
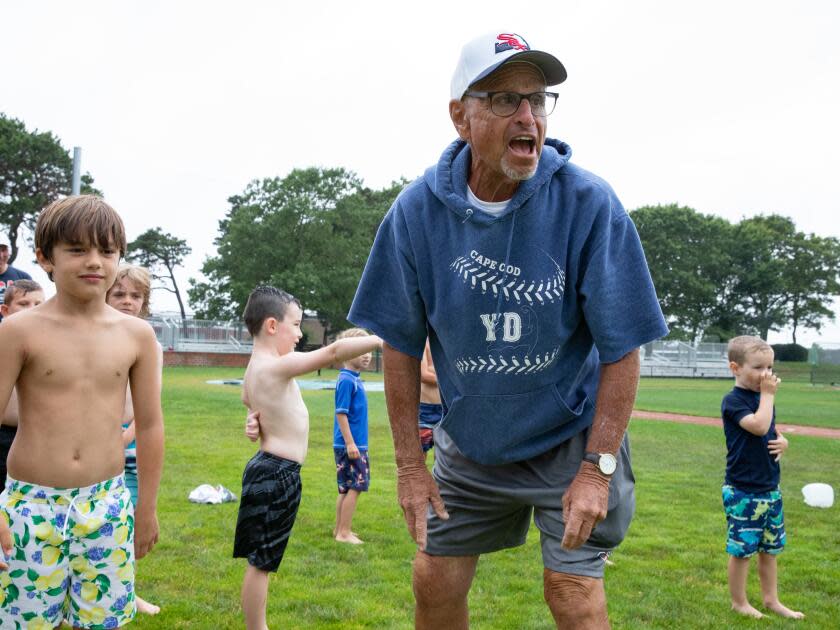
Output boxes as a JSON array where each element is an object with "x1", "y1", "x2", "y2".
[{"x1": 464, "y1": 91, "x2": 559, "y2": 117}]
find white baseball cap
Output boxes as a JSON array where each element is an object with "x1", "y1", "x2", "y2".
[{"x1": 450, "y1": 31, "x2": 567, "y2": 100}]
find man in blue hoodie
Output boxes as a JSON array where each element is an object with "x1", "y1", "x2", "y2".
[{"x1": 349, "y1": 31, "x2": 668, "y2": 629}]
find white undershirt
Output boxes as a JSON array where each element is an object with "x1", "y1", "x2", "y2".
[{"x1": 467, "y1": 186, "x2": 510, "y2": 217}]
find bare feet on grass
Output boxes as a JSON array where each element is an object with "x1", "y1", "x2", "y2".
[
  {"x1": 332, "y1": 528, "x2": 359, "y2": 538},
  {"x1": 335, "y1": 532, "x2": 364, "y2": 545},
  {"x1": 732, "y1": 602, "x2": 764, "y2": 618},
  {"x1": 136, "y1": 595, "x2": 161, "y2": 615},
  {"x1": 765, "y1": 601, "x2": 805, "y2": 619}
]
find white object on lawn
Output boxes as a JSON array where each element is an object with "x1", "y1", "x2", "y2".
[
  {"x1": 801, "y1": 483, "x2": 834, "y2": 508},
  {"x1": 189, "y1": 484, "x2": 237, "y2": 504}
]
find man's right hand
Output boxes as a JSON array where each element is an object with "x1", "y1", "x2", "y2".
[
  {"x1": 245, "y1": 410, "x2": 260, "y2": 442},
  {"x1": 347, "y1": 443, "x2": 361, "y2": 460},
  {"x1": 396, "y1": 460, "x2": 448, "y2": 551}
]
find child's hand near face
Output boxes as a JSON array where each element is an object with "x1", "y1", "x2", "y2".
[
  {"x1": 759, "y1": 370, "x2": 780, "y2": 395},
  {"x1": 767, "y1": 429, "x2": 789, "y2": 462}
]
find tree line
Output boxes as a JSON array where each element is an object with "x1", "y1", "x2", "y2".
[
  {"x1": 633, "y1": 205, "x2": 840, "y2": 344},
  {"x1": 3, "y1": 113, "x2": 839, "y2": 344},
  {"x1": 1, "y1": 113, "x2": 192, "y2": 318}
]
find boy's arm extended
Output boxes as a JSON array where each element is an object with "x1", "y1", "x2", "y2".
[
  {"x1": 274, "y1": 335, "x2": 383, "y2": 378},
  {"x1": 0, "y1": 319, "x2": 25, "y2": 566},
  {"x1": 335, "y1": 413, "x2": 360, "y2": 459},
  {"x1": 738, "y1": 372, "x2": 780, "y2": 436},
  {"x1": 129, "y1": 327, "x2": 165, "y2": 560}
]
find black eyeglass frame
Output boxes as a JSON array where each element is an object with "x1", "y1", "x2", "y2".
[{"x1": 463, "y1": 90, "x2": 559, "y2": 117}]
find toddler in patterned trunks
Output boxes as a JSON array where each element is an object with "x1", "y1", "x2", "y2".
[
  {"x1": 233, "y1": 286, "x2": 381, "y2": 630},
  {"x1": 721, "y1": 335, "x2": 803, "y2": 620},
  {"x1": 332, "y1": 328, "x2": 374, "y2": 545},
  {"x1": 0, "y1": 195, "x2": 164, "y2": 629}
]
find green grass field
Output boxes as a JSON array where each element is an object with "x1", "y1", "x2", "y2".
[{"x1": 127, "y1": 367, "x2": 839, "y2": 629}]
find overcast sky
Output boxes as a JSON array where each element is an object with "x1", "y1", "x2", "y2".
[{"x1": 3, "y1": 0, "x2": 839, "y2": 345}]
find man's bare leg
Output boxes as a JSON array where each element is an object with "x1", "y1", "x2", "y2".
[
  {"x1": 728, "y1": 556, "x2": 763, "y2": 618},
  {"x1": 544, "y1": 570, "x2": 609, "y2": 629},
  {"x1": 242, "y1": 564, "x2": 270, "y2": 630},
  {"x1": 414, "y1": 552, "x2": 478, "y2": 630},
  {"x1": 758, "y1": 552, "x2": 804, "y2": 619}
]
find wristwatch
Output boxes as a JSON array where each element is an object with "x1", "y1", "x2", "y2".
[{"x1": 583, "y1": 452, "x2": 617, "y2": 476}]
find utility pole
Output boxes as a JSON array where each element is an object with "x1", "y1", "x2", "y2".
[{"x1": 71, "y1": 147, "x2": 82, "y2": 195}]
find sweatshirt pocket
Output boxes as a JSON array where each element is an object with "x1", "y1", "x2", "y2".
[{"x1": 439, "y1": 383, "x2": 592, "y2": 465}]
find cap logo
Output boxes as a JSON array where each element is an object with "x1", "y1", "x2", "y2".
[{"x1": 495, "y1": 33, "x2": 530, "y2": 54}]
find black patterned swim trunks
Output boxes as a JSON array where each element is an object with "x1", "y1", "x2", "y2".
[{"x1": 233, "y1": 451, "x2": 302, "y2": 572}]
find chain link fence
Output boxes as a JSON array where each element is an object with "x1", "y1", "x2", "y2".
[{"x1": 809, "y1": 343, "x2": 840, "y2": 385}]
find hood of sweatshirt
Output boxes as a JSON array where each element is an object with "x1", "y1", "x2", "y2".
[{"x1": 424, "y1": 137, "x2": 572, "y2": 225}]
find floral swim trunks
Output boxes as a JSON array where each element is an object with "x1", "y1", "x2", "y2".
[
  {"x1": 0, "y1": 473, "x2": 136, "y2": 629},
  {"x1": 334, "y1": 448, "x2": 370, "y2": 494}
]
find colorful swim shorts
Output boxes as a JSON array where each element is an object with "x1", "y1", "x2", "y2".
[
  {"x1": 419, "y1": 428, "x2": 435, "y2": 453},
  {"x1": 418, "y1": 403, "x2": 443, "y2": 453},
  {"x1": 722, "y1": 484, "x2": 786, "y2": 558},
  {"x1": 334, "y1": 448, "x2": 370, "y2": 494},
  {"x1": 0, "y1": 474, "x2": 136, "y2": 629}
]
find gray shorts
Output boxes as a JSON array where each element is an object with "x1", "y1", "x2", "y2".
[{"x1": 426, "y1": 426, "x2": 635, "y2": 578}]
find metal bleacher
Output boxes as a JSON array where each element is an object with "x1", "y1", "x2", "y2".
[
  {"x1": 640, "y1": 341, "x2": 730, "y2": 378},
  {"x1": 150, "y1": 316, "x2": 253, "y2": 354}
]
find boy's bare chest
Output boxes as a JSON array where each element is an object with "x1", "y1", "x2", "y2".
[{"x1": 24, "y1": 327, "x2": 136, "y2": 387}]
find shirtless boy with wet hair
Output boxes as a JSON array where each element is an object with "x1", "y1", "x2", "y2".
[
  {"x1": 0, "y1": 195, "x2": 164, "y2": 629},
  {"x1": 234, "y1": 285, "x2": 381, "y2": 630}
]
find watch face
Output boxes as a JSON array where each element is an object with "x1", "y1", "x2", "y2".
[{"x1": 599, "y1": 454, "x2": 617, "y2": 475}]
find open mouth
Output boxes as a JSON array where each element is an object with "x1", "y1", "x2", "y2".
[{"x1": 509, "y1": 136, "x2": 536, "y2": 156}]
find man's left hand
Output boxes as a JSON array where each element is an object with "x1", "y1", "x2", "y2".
[{"x1": 561, "y1": 462, "x2": 611, "y2": 549}]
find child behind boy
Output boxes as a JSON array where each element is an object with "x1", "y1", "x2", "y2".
[
  {"x1": 0, "y1": 195, "x2": 164, "y2": 629},
  {"x1": 417, "y1": 339, "x2": 443, "y2": 458},
  {"x1": 333, "y1": 328, "x2": 374, "y2": 545},
  {"x1": 106, "y1": 264, "x2": 161, "y2": 616},
  {"x1": 0, "y1": 280, "x2": 46, "y2": 488},
  {"x1": 233, "y1": 286, "x2": 381, "y2": 630},
  {"x1": 721, "y1": 335, "x2": 803, "y2": 619}
]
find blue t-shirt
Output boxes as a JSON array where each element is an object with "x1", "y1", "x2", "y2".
[
  {"x1": 0, "y1": 266, "x2": 33, "y2": 321},
  {"x1": 333, "y1": 369, "x2": 369, "y2": 449},
  {"x1": 349, "y1": 138, "x2": 668, "y2": 465},
  {"x1": 721, "y1": 386, "x2": 780, "y2": 493}
]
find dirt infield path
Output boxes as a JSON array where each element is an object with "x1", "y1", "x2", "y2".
[{"x1": 632, "y1": 410, "x2": 840, "y2": 440}]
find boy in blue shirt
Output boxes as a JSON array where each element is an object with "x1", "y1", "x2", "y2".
[
  {"x1": 721, "y1": 335, "x2": 803, "y2": 619},
  {"x1": 333, "y1": 328, "x2": 373, "y2": 544}
]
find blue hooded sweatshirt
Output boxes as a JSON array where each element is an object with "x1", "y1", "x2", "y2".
[{"x1": 349, "y1": 138, "x2": 668, "y2": 465}]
